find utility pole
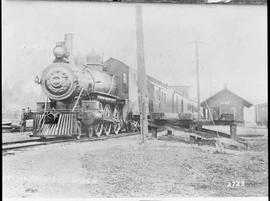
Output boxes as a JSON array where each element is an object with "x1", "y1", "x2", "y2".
[
  {"x1": 195, "y1": 40, "x2": 202, "y2": 124},
  {"x1": 209, "y1": 74, "x2": 212, "y2": 96},
  {"x1": 136, "y1": 5, "x2": 148, "y2": 143}
]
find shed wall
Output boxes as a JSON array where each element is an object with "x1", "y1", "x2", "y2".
[{"x1": 205, "y1": 90, "x2": 244, "y2": 121}]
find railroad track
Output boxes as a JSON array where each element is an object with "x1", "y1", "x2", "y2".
[{"x1": 2, "y1": 131, "x2": 140, "y2": 151}]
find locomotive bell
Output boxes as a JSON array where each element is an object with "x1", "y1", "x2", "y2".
[{"x1": 53, "y1": 42, "x2": 66, "y2": 59}]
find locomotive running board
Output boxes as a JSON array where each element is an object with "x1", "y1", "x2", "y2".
[{"x1": 33, "y1": 113, "x2": 77, "y2": 136}]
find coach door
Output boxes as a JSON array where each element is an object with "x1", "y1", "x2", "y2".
[
  {"x1": 181, "y1": 99, "x2": 184, "y2": 113},
  {"x1": 176, "y1": 98, "x2": 179, "y2": 113}
]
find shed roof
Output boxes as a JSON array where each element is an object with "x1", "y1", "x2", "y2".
[{"x1": 201, "y1": 88, "x2": 253, "y2": 108}]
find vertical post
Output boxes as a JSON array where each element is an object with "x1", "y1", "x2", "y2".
[
  {"x1": 195, "y1": 41, "x2": 201, "y2": 124},
  {"x1": 209, "y1": 74, "x2": 212, "y2": 96},
  {"x1": 136, "y1": 6, "x2": 148, "y2": 143},
  {"x1": 151, "y1": 127, "x2": 157, "y2": 139},
  {"x1": 230, "y1": 124, "x2": 237, "y2": 139}
]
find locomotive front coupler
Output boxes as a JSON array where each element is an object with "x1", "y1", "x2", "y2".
[{"x1": 44, "y1": 110, "x2": 60, "y2": 124}]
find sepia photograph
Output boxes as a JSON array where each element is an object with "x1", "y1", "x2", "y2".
[{"x1": 2, "y1": 0, "x2": 267, "y2": 200}]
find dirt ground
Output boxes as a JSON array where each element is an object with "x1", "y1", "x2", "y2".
[
  {"x1": 2, "y1": 132, "x2": 36, "y2": 143},
  {"x1": 2, "y1": 128, "x2": 268, "y2": 198}
]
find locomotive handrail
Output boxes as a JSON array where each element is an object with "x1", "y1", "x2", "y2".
[
  {"x1": 91, "y1": 91, "x2": 125, "y2": 101},
  {"x1": 107, "y1": 75, "x2": 115, "y2": 94},
  {"x1": 34, "y1": 110, "x2": 80, "y2": 114},
  {"x1": 72, "y1": 87, "x2": 84, "y2": 112},
  {"x1": 38, "y1": 97, "x2": 48, "y2": 135}
]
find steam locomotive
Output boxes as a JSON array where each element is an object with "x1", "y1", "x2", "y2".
[{"x1": 33, "y1": 33, "x2": 197, "y2": 138}]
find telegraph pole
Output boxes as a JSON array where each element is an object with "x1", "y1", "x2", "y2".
[
  {"x1": 209, "y1": 74, "x2": 212, "y2": 96},
  {"x1": 136, "y1": 5, "x2": 148, "y2": 143},
  {"x1": 195, "y1": 41, "x2": 202, "y2": 123}
]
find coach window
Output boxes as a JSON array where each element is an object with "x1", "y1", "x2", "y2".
[
  {"x1": 162, "y1": 92, "x2": 164, "y2": 102},
  {"x1": 122, "y1": 73, "x2": 127, "y2": 84},
  {"x1": 181, "y1": 99, "x2": 184, "y2": 113},
  {"x1": 176, "y1": 98, "x2": 179, "y2": 113}
]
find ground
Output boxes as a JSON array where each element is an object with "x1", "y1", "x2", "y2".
[
  {"x1": 2, "y1": 127, "x2": 268, "y2": 198},
  {"x1": 2, "y1": 132, "x2": 37, "y2": 143}
]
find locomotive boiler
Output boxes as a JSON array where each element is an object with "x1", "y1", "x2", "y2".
[{"x1": 41, "y1": 45, "x2": 117, "y2": 102}]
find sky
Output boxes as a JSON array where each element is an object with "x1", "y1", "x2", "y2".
[{"x1": 2, "y1": 1, "x2": 267, "y2": 106}]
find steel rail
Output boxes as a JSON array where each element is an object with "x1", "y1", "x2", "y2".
[{"x1": 2, "y1": 131, "x2": 139, "y2": 151}]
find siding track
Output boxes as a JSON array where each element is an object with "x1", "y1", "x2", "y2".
[{"x1": 2, "y1": 132, "x2": 139, "y2": 151}]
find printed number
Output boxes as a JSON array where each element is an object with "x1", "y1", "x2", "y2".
[{"x1": 227, "y1": 181, "x2": 245, "y2": 188}]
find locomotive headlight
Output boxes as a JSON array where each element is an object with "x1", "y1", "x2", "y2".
[
  {"x1": 50, "y1": 75, "x2": 62, "y2": 88},
  {"x1": 53, "y1": 42, "x2": 66, "y2": 59},
  {"x1": 47, "y1": 70, "x2": 71, "y2": 93}
]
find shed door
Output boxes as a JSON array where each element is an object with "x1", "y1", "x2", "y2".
[
  {"x1": 231, "y1": 107, "x2": 236, "y2": 120},
  {"x1": 210, "y1": 107, "x2": 219, "y2": 120},
  {"x1": 220, "y1": 105, "x2": 233, "y2": 114}
]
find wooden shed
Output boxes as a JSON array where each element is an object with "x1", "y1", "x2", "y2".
[{"x1": 201, "y1": 87, "x2": 252, "y2": 122}]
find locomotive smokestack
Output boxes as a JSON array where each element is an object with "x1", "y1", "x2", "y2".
[{"x1": 64, "y1": 33, "x2": 73, "y2": 60}]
